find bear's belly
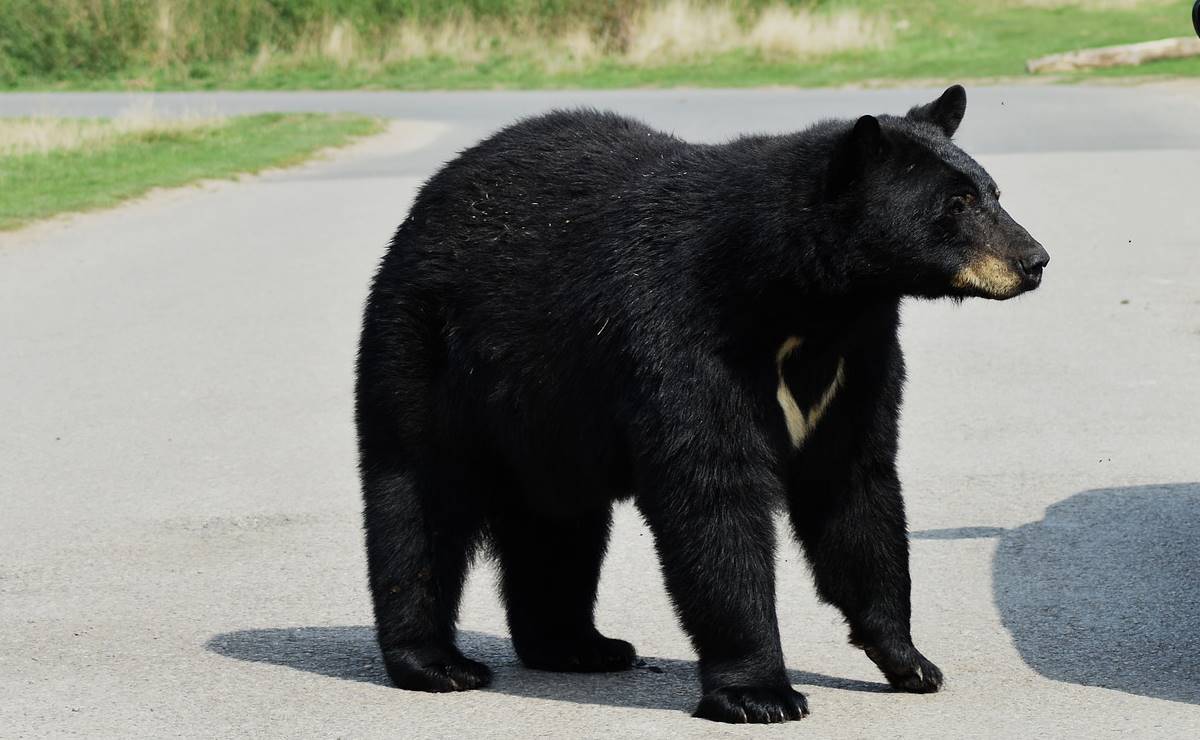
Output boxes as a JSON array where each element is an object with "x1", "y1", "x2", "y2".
[
  {"x1": 775, "y1": 336, "x2": 845, "y2": 450},
  {"x1": 486, "y1": 403, "x2": 635, "y2": 512}
]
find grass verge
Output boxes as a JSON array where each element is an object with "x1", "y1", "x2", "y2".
[
  {"x1": 0, "y1": 1, "x2": 1196, "y2": 90},
  {"x1": 0, "y1": 112, "x2": 382, "y2": 231}
]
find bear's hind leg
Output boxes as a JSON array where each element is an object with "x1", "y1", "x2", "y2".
[
  {"x1": 361, "y1": 450, "x2": 491, "y2": 692},
  {"x1": 358, "y1": 296, "x2": 492, "y2": 693},
  {"x1": 491, "y1": 504, "x2": 636, "y2": 672}
]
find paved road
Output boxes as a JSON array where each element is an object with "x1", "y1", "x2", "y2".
[{"x1": 2, "y1": 86, "x2": 1199, "y2": 738}]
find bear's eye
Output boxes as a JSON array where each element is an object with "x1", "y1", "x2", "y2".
[{"x1": 948, "y1": 194, "x2": 975, "y2": 214}]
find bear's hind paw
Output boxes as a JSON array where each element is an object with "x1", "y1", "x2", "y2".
[
  {"x1": 383, "y1": 645, "x2": 493, "y2": 692},
  {"x1": 516, "y1": 633, "x2": 637, "y2": 673}
]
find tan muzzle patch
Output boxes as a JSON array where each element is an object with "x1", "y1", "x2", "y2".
[{"x1": 951, "y1": 254, "x2": 1022, "y2": 299}]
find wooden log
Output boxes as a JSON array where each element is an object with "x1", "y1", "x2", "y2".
[{"x1": 1026, "y1": 37, "x2": 1200, "y2": 74}]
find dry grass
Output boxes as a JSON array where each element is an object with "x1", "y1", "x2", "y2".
[
  {"x1": 624, "y1": 0, "x2": 742, "y2": 63},
  {"x1": 0, "y1": 103, "x2": 224, "y2": 157},
  {"x1": 281, "y1": 14, "x2": 556, "y2": 71},
  {"x1": 380, "y1": 16, "x2": 512, "y2": 67},
  {"x1": 627, "y1": 0, "x2": 889, "y2": 64},
  {"x1": 247, "y1": 1, "x2": 891, "y2": 74},
  {"x1": 745, "y1": 4, "x2": 891, "y2": 61}
]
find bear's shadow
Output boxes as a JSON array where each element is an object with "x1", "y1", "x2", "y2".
[
  {"x1": 206, "y1": 484, "x2": 1200, "y2": 709},
  {"x1": 914, "y1": 482, "x2": 1200, "y2": 706},
  {"x1": 205, "y1": 628, "x2": 888, "y2": 712}
]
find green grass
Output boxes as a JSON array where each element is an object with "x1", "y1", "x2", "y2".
[
  {"x1": 0, "y1": 113, "x2": 382, "y2": 230},
  {"x1": 1, "y1": 1, "x2": 1198, "y2": 90}
]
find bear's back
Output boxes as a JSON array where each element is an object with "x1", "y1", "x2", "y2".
[
  {"x1": 412, "y1": 110, "x2": 686, "y2": 232},
  {"x1": 388, "y1": 108, "x2": 704, "y2": 338}
]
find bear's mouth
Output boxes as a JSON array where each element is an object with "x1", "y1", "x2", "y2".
[{"x1": 951, "y1": 254, "x2": 1043, "y2": 300}]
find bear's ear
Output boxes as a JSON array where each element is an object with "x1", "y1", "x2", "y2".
[
  {"x1": 849, "y1": 114, "x2": 884, "y2": 156},
  {"x1": 826, "y1": 115, "x2": 885, "y2": 196},
  {"x1": 907, "y1": 84, "x2": 967, "y2": 137}
]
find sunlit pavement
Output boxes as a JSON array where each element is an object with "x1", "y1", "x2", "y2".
[{"x1": 2, "y1": 86, "x2": 1199, "y2": 738}]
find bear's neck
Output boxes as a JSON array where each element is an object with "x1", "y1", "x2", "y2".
[
  {"x1": 684, "y1": 134, "x2": 900, "y2": 350},
  {"x1": 694, "y1": 133, "x2": 891, "y2": 287}
]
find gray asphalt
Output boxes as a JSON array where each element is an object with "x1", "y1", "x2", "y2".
[{"x1": 2, "y1": 85, "x2": 1199, "y2": 738}]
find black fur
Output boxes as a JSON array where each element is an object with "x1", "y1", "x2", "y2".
[{"x1": 355, "y1": 85, "x2": 1047, "y2": 723}]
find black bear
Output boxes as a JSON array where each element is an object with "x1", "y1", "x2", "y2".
[{"x1": 355, "y1": 85, "x2": 1048, "y2": 724}]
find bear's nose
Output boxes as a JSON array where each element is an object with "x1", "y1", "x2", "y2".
[{"x1": 1019, "y1": 250, "x2": 1050, "y2": 280}]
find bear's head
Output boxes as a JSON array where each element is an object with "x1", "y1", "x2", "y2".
[{"x1": 825, "y1": 85, "x2": 1049, "y2": 301}]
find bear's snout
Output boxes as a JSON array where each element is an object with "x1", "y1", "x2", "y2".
[
  {"x1": 1018, "y1": 247, "x2": 1050, "y2": 288},
  {"x1": 951, "y1": 247, "x2": 1047, "y2": 300}
]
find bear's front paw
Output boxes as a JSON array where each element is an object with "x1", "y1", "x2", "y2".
[
  {"x1": 516, "y1": 632, "x2": 637, "y2": 673},
  {"x1": 382, "y1": 644, "x2": 493, "y2": 692},
  {"x1": 693, "y1": 685, "x2": 809, "y2": 724},
  {"x1": 862, "y1": 642, "x2": 943, "y2": 694}
]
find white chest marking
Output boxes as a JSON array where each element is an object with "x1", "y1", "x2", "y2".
[{"x1": 775, "y1": 336, "x2": 845, "y2": 450}]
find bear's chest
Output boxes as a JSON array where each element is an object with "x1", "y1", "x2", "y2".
[{"x1": 775, "y1": 336, "x2": 845, "y2": 450}]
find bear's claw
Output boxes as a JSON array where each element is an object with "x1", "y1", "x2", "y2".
[{"x1": 863, "y1": 643, "x2": 944, "y2": 694}]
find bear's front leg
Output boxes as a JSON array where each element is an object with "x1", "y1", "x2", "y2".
[
  {"x1": 789, "y1": 460, "x2": 942, "y2": 693},
  {"x1": 786, "y1": 340, "x2": 943, "y2": 694},
  {"x1": 637, "y1": 434, "x2": 807, "y2": 724}
]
